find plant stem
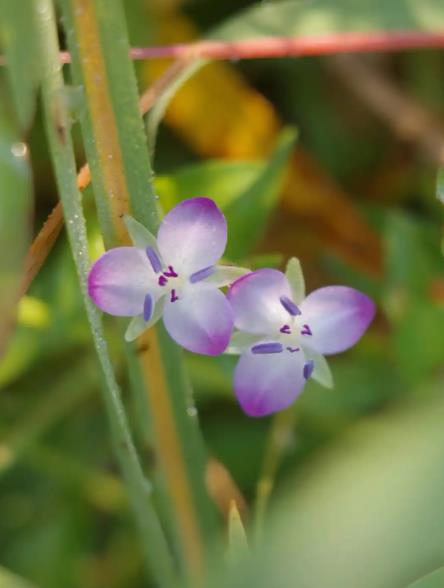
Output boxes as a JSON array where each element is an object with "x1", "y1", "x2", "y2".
[
  {"x1": 33, "y1": 1, "x2": 176, "y2": 585},
  {"x1": 254, "y1": 408, "x2": 296, "y2": 542},
  {"x1": 47, "y1": 30, "x2": 444, "y2": 63},
  {"x1": 61, "y1": 0, "x2": 217, "y2": 583}
]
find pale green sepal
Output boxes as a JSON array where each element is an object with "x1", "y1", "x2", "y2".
[
  {"x1": 124, "y1": 298, "x2": 165, "y2": 342},
  {"x1": 305, "y1": 349, "x2": 334, "y2": 389},
  {"x1": 124, "y1": 214, "x2": 159, "y2": 250},
  {"x1": 285, "y1": 257, "x2": 305, "y2": 304},
  {"x1": 226, "y1": 331, "x2": 261, "y2": 355},
  {"x1": 205, "y1": 265, "x2": 251, "y2": 288}
]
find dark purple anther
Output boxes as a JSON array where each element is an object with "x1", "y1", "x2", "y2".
[
  {"x1": 303, "y1": 360, "x2": 314, "y2": 380},
  {"x1": 170, "y1": 289, "x2": 179, "y2": 303},
  {"x1": 158, "y1": 275, "x2": 168, "y2": 287},
  {"x1": 146, "y1": 247, "x2": 162, "y2": 274},
  {"x1": 163, "y1": 265, "x2": 178, "y2": 278},
  {"x1": 143, "y1": 293, "x2": 154, "y2": 322},
  {"x1": 287, "y1": 346, "x2": 300, "y2": 353},
  {"x1": 190, "y1": 265, "x2": 215, "y2": 284},
  {"x1": 280, "y1": 324, "x2": 291, "y2": 334},
  {"x1": 252, "y1": 342, "x2": 284, "y2": 354},
  {"x1": 301, "y1": 324, "x2": 312, "y2": 336},
  {"x1": 280, "y1": 295, "x2": 301, "y2": 316}
]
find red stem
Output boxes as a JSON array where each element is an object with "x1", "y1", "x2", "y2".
[{"x1": 61, "y1": 31, "x2": 444, "y2": 63}]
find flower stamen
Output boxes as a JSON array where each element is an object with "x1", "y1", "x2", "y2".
[
  {"x1": 146, "y1": 247, "x2": 162, "y2": 274},
  {"x1": 303, "y1": 360, "x2": 314, "y2": 379},
  {"x1": 301, "y1": 324, "x2": 312, "y2": 336},
  {"x1": 280, "y1": 295, "x2": 301, "y2": 316},
  {"x1": 190, "y1": 266, "x2": 214, "y2": 284},
  {"x1": 287, "y1": 346, "x2": 300, "y2": 353},
  {"x1": 252, "y1": 342, "x2": 283, "y2": 354},
  {"x1": 163, "y1": 265, "x2": 178, "y2": 278},
  {"x1": 143, "y1": 293, "x2": 154, "y2": 321},
  {"x1": 170, "y1": 289, "x2": 179, "y2": 303},
  {"x1": 280, "y1": 324, "x2": 291, "y2": 334}
]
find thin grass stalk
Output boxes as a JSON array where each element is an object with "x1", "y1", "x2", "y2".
[{"x1": 33, "y1": 1, "x2": 176, "y2": 585}]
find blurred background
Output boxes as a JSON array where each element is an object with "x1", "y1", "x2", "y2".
[{"x1": 1, "y1": 1, "x2": 444, "y2": 587}]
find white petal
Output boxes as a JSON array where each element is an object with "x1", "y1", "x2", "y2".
[{"x1": 157, "y1": 197, "x2": 227, "y2": 275}]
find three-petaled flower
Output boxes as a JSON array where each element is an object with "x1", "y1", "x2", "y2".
[
  {"x1": 227, "y1": 259, "x2": 375, "y2": 417},
  {"x1": 88, "y1": 197, "x2": 246, "y2": 355}
]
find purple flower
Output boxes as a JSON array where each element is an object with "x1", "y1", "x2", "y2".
[
  {"x1": 88, "y1": 197, "x2": 247, "y2": 355},
  {"x1": 227, "y1": 259, "x2": 376, "y2": 417}
]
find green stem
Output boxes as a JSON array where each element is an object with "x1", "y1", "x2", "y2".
[
  {"x1": 33, "y1": 2, "x2": 177, "y2": 585},
  {"x1": 254, "y1": 408, "x2": 295, "y2": 542},
  {"x1": 59, "y1": 0, "x2": 218, "y2": 583}
]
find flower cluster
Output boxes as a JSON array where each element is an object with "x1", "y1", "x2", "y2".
[{"x1": 88, "y1": 197, "x2": 375, "y2": 417}]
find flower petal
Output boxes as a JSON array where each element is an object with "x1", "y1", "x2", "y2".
[
  {"x1": 163, "y1": 286, "x2": 233, "y2": 355},
  {"x1": 300, "y1": 286, "x2": 375, "y2": 355},
  {"x1": 157, "y1": 198, "x2": 227, "y2": 275},
  {"x1": 234, "y1": 345, "x2": 306, "y2": 417},
  {"x1": 88, "y1": 247, "x2": 156, "y2": 316},
  {"x1": 124, "y1": 298, "x2": 165, "y2": 342},
  {"x1": 227, "y1": 269, "x2": 292, "y2": 334}
]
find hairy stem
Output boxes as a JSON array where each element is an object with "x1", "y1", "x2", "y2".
[{"x1": 33, "y1": 1, "x2": 176, "y2": 585}]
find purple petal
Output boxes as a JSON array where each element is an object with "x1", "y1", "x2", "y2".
[
  {"x1": 157, "y1": 198, "x2": 227, "y2": 275},
  {"x1": 162, "y1": 286, "x2": 233, "y2": 355},
  {"x1": 227, "y1": 269, "x2": 292, "y2": 334},
  {"x1": 300, "y1": 286, "x2": 375, "y2": 355},
  {"x1": 234, "y1": 345, "x2": 306, "y2": 417},
  {"x1": 88, "y1": 247, "x2": 156, "y2": 316}
]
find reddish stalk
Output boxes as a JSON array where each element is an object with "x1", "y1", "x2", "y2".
[{"x1": 56, "y1": 31, "x2": 444, "y2": 63}]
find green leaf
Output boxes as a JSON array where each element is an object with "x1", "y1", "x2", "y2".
[
  {"x1": 0, "y1": 0, "x2": 39, "y2": 130},
  {"x1": 0, "y1": 101, "x2": 33, "y2": 356},
  {"x1": 155, "y1": 160, "x2": 264, "y2": 211},
  {"x1": 224, "y1": 128, "x2": 296, "y2": 259},
  {"x1": 34, "y1": 2, "x2": 176, "y2": 585},
  {"x1": 212, "y1": 388, "x2": 444, "y2": 588},
  {"x1": 147, "y1": 0, "x2": 444, "y2": 144},
  {"x1": 156, "y1": 129, "x2": 296, "y2": 260},
  {"x1": 227, "y1": 501, "x2": 249, "y2": 566},
  {"x1": 0, "y1": 566, "x2": 37, "y2": 588},
  {"x1": 406, "y1": 568, "x2": 444, "y2": 588},
  {"x1": 437, "y1": 168, "x2": 444, "y2": 204},
  {"x1": 213, "y1": 0, "x2": 444, "y2": 40}
]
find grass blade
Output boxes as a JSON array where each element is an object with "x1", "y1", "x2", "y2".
[{"x1": 33, "y1": 1, "x2": 176, "y2": 585}]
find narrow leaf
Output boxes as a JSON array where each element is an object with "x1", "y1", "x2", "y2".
[
  {"x1": 224, "y1": 127, "x2": 297, "y2": 259},
  {"x1": 405, "y1": 567, "x2": 444, "y2": 588},
  {"x1": 0, "y1": 100, "x2": 33, "y2": 357},
  {"x1": 227, "y1": 500, "x2": 248, "y2": 566},
  {"x1": 0, "y1": 0, "x2": 39, "y2": 129}
]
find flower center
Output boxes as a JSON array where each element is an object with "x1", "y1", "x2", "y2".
[{"x1": 146, "y1": 247, "x2": 181, "y2": 303}]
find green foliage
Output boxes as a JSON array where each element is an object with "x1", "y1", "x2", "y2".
[
  {"x1": 1, "y1": 0, "x2": 444, "y2": 587},
  {"x1": 0, "y1": 101, "x2": 32, "y2": 352},
  {"x1": 0, "y1": 0, "x2": 39, "y2": 130},
  {"x1": 214, "y1": 0, "x2": 444, "y2": 39},
  {"x1": 406, "y1": 567, "x2": 444, "y2": 588}
]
